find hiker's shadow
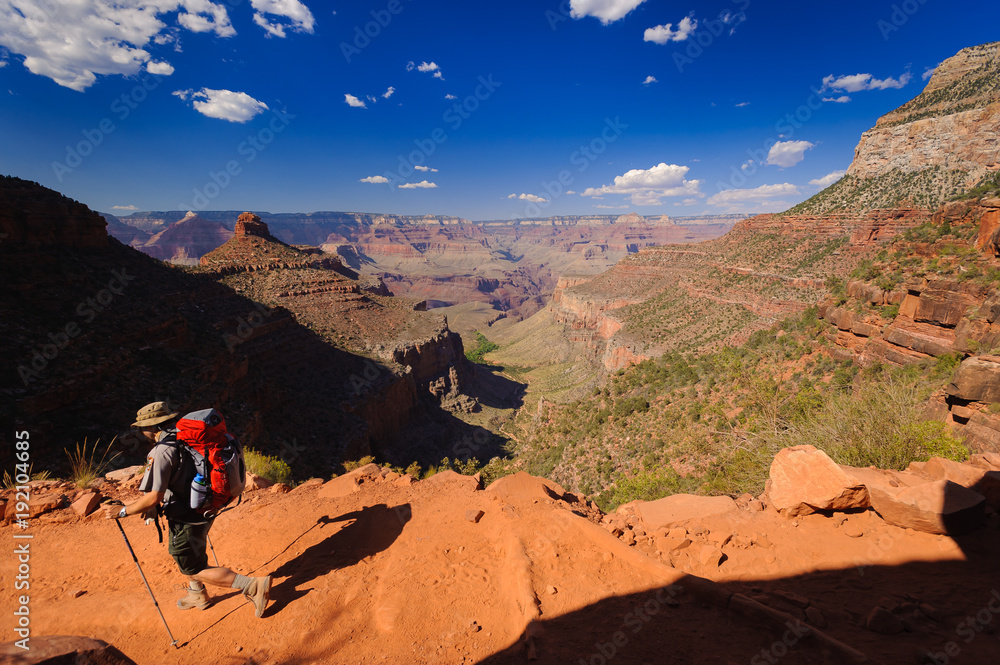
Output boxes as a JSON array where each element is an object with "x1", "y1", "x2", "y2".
[{"x1": 265, "y1": 503, "x2": 412, "y2": 615}]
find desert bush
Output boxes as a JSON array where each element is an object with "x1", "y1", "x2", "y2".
[
  {"x1": 246, "y1": 448, "x2": 293, "y2": 484},
  {"x1": 2, "y1": 465, "x2": 52, "y2": 489},
  {"x1": 66, "y1": 437, "x2": 120, "y2": 488},
  {"x1": 342, "y1": 455, "x2": 376, "y2": 472},
  {"x1": 774, "y1": 376, "x2": 967, "y2": 470}
]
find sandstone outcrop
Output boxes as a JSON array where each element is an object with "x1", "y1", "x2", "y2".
[
  {"x1": 234, "y1": 211, "x2": 272, "y2": 237},
  {"x1": 866, "y1": 479, "x2": 986, "y2": 535}
]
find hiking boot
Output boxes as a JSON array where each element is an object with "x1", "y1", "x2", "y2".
[
  {"x1": 177, "y1": 586, "x2": 210, "y2": 611},
  {"x1": 244, "y1": 575, "x2": 271, "y2": 618}
]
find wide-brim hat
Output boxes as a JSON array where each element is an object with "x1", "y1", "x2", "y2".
[{"x1": 132, "y1": 401, "x2": 179, "y2": 427}]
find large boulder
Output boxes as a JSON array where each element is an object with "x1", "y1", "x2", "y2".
[
  {"x1": 768, "y1": 446, "x2": 869, "y2": 516},
  {"x1": 868, "y1": 479, "x2": 986, "y2": 535},
  {"x1": 947, "y1": 356, "x2": 1000, "y2": 403},
  {"x1": 632, "y1": 494, "x2": 737, "y2": 530},
  {"x1": 0, "y1": 636, "x2": 136, "y2": 664}
]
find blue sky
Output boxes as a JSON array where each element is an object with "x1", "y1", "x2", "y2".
[{"x1": 0, "y1": 1, "x2": 996, "y2": 220}]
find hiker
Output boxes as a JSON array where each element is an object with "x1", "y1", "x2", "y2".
[{"x1": 104, "y1": 401, "x2": 271, "y2": 617}]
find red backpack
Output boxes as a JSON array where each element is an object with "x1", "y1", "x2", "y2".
[{"x1": 173, "y1": 409, "x2": 246, "y2": 518}]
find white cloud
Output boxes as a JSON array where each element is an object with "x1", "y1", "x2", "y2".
[
  {"x1": 642, "y1": 75, "x2": 657, "y2": 85},
  {"x1": 681, "y1": 198, "x2": 699, "y2": 205},
  {"x1": 707, "y1": 183, "x2": 799, "y2": 206},
  {"x1": 595, "y1": 204, "x2": 629, "y2": 209},
  {"x1": 508, "y1": 193, "x2": 547, "y2": 203},
  {"x1": 382, "y1": 86, "x2": 395, "y2": 99},
  {"x1": 399, "y1": 181, "x2": 438, "y2": 189},
  {"x1": 178, "y1": 3, "x2": 235, "y2": 36},
  {"x1": 0, "y1": 1, "x2": 239, "y2": 91},
  {"x1": 0, "y1": 60, "x2": 6, "y2": 68},
  {"x1": 414, "y1": 165, "x2": 438, "y2": 172},
  {"x1": 360, "y1": 175, "x2": 389, "y2": 184},
  {"x1": 922, "y1": 65, "x2": 939, "y2": 81},
  {"x1": 643, "y1": 16, "x2": 697, "y2": 44},
  {"x1": 250, "y1": 0, "x2": 315, "y2": 38},
  {"x1": 146, "y1": 60, "x2": 174, "y2": 75},
  {"x1": 822, "y1": 95, "x2": 851, "y2": 103},
  {"x1": 735, "y1": 101, "x2": 750, "y2": 107},
  {"x1": 582, "y1": 162, "x2": 702, "y2": 205},
  {"x1": 809, "y1": 170, "x2": 848, "y2": 187},
  {"x1": 174, "y1": 88, "x2": 268, "y2": 122},
  {"x1": 111, "y1": 204, "x2": 139, "y2": 211},
  {"x1": 570, "y1": 0, "x2": 647, "y2": 25},
  {"x1": 566, "y1": 190, "x2": 577, "y2": 195},
  {"x1": 408, "y1": 60, "x2": 444, "y2": 79},
  {"x1": 766, "y1": 140, "x2": 814, "y2": 168},
  {"x1": 445, "y1": 94, "x2": 457, "y2": 100},
  {"x1": 821, "y1": 71, "x2": 912, "y2": 93},
  {"x1": 344, "y1": 93, "x2": 366, "y2": 108}
]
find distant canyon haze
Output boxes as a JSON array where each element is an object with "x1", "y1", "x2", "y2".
[{"x1": 103, "y1": 210, "x2": 742, "y2": 325}]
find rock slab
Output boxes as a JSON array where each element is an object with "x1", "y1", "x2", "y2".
[
  {"x1": 0, "y1": 635, "x2": 137, "y2": 664},
  {"x1": 633, "y1": 494, "x2": 737, "y2": 530},
  {"x1": 868, "y1": 479, "x2": 986, "y2": 535}
]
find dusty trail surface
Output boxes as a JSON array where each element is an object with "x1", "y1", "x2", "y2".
[{"x1": 3, "y1": 469, "x2": 999, "y2": 664}]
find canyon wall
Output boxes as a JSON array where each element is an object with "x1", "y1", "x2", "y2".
[
  {"x1": 0, "y1": 182, "x2": 480, "y2": 475},
  {"x1": 793, "y1": 41, "x2": 1000, "y2": 213}
]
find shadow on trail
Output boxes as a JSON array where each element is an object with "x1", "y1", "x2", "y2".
[
  {"x1": 475, "y1": 519, "x2": 1000, "y2": 665},
  {"x1": 264, "y1": 503, "x2": 411, "y2": 616}
]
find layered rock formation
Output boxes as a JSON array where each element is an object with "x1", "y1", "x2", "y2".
[
  {"x1": 0, "y1": 182, "x2": 494, "y2": 476},
  {"x1": 793, "y1": 41, "x2": 1000, "y2": 213},
  {"x1": 110, "y1": 210, "x2": 736, "y2": 321}
]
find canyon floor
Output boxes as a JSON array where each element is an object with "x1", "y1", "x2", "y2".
[{"x1": 5, "y1": 467, "x2": 999, "y2": 665}]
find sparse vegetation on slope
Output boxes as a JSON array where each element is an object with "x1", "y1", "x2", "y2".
[
  {"x1": 508, "y1": 307, "x2": 969, "y2": 510},
  {"x1": 786, "y1": 169, "x2": 972, "y2": 215}
]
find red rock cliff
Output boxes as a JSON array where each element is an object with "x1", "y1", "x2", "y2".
[{"x1": 0, "y1": 175, "x2": 107, "y2": 247}]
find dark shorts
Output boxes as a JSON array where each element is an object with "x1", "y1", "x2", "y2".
[{"x1": 167, "y1": 519, "x2": 214, "y2": 575}]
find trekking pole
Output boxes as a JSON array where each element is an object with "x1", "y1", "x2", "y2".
[
  {"x1": 109, "y1": 503, "x2": 178, "y2": 649},
  {"x1": 206, "y1": 534, "x2": 220, "y2": 567}
]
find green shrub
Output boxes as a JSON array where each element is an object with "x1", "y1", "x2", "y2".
[
  {"x1": 598, "y1": 466, "x2": 696, "y2": 510},
  {"x1": 466, "y1": 332, "x2": 500, "y2": 364},
  {"x1": 343, "y1": 455, "x2": 376, "y2": 472},
  {"x1": 246, "y1": 448, "x2": 293, "y2": 484}
]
